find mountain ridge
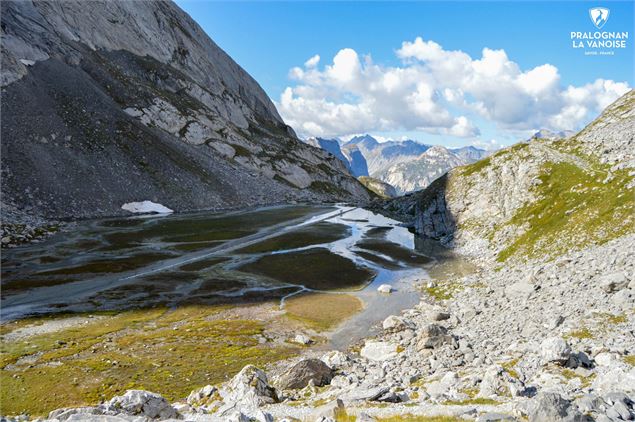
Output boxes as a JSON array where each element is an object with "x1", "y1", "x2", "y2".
[
  {"x1": 307, "y1": 134, "x2": 488, "y2": 194},
  {"x1": 377, "y1": 89, "x2": 635, "y2": 264},
  {"x1": 0, "y1": 0, "x2": 371, "y2": 229}
]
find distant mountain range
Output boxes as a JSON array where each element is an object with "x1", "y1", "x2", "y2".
[{"x1": 304, "y1": 135, "x2": 488, "y2": 194}]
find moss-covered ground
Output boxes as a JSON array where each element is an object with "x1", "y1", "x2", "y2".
[
  {"x1": 0, "y1": 306, "x2": 299, "y2": 417},
  {"x1": 1, "y1": 285, "x2": 368, "y2": 418}
]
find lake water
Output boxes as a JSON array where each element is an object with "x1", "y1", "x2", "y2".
[{"x1": 1, "y1": 205, "x2": 450, "y2": 346}]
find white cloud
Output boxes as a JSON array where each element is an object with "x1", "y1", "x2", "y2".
[
  {"x1": 304, "y1": 54, "x2": 320, "y2": 68},
  {"x1": 471, "y1": 138, "x2": 506, "y2": 151},
  {"x1": 276, "y1": 37, "x2": 630, "y2": 139}
]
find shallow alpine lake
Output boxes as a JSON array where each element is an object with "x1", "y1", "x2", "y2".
[{"x1": 1, "y1": 204, "x2": 469, "y2": 346}]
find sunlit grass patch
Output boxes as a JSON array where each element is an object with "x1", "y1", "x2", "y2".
[
  {"x1": 564, "y1": 327, "x2": 593, "y2": 340},
  {"x1": 594, "y1": 312, "x2": 627, "y2": 325},
  {"x1": 500, "y1": 358, "x2": 520, "y2": 379},
  {"x1": 497, "y1": 160, "x2": 634, "y2": 262}
]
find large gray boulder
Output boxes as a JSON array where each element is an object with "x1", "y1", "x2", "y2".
[
  {"x1": 276, "y1": 359, "x2": 334, "y2": 390},
  {"x1": 528, "y1": 392, "x2": 587, "y2": 422}
]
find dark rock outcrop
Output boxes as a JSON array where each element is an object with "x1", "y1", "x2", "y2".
[{"x1": 276, "y1": 359, "x2": 334, "y2": 390}]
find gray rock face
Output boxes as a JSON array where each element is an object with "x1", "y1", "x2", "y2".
[
  {"x1": 383, "y1": 145, "x2": 468, "y2": 194},
  {"x1": 360, "y1": 340, "x2": 399, "y2": 361},
  {"x1": 305, "y1": 137, "x2": 351, "y2": 171},
  {"x1": 0, "y1": 0, "x2": 370, "y2": 224},
  {"x1": 343, "y1": 146, "x2": 370, "y2": 177},
  {"x1": 358, "y1": 176, "x2": 397, "y2": 199}
]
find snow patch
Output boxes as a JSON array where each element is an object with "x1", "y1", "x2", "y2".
[{"x1": 122, "y1": 201, "x2": 173, "y2": 214}]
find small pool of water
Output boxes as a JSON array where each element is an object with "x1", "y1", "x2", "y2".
[{"x1": 1, "y1": 205, "x2": 468, "y2": 347}]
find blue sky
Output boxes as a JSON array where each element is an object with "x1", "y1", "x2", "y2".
[{"x1": 176, "y1": 1, "x2": 634, "y2": 148}]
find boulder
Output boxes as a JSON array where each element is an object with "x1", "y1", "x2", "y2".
[
  {"x1": 105, "y1": 390, "x2": 179, "y2": 419},
  {"x1": 341, "y1": 386, "x2": 390, "y2": 402},
  {"x1": 599, "y1": 272, "x2": 629, "y2": 293},
  {"x1": 476, "y1": 413, "x2": 518, "y2": 422},
  {"x1": 611, "y1": 288, "x2": 635, "y2": 309},
  {"x1": 382, "y1": 315, "x2": 408, "y2": 332},
  {"x1": 540, "y1": 337, "x2": 571, "y2": 365},
  {"x1": 48, "y1": 407, "x2": 104, "y2": 421},
  {"x1": 416, "y1": 324, "x2": 452, "y2": 350},
  {"x1": 425, "y1": 372, "x2": 459, "y2": 399},
  {"x1": 478, "y1": 365, "x2": 525, "y2": 398},
  {"x1": 276, "y1": 359, "x2": 334, "y2": 390},
  {"x1": 187, "y1": 385, "x2": 218, "y2": 406},
  {"x1": 377, "y1": 284, "x2": 393, "y2": 294},
  {"x1": 592, "y1": 366, "x2": 635, "y2": 394},
  {"x1": 293, "y1": 334, "x2": 313, "y2": 345},
  {"x1": 575, "y1": 394, "x2": 606, "y2": 414},
  {"x1": 429, "y1": 311, "x2": 451, "y2": 321},
  {"x1": 218, "y1": 365, "x2": 277, "y2": 415},
  {"x1": 505, "y1": 281, "x2": 537, "y2": 300},
  {"x1": 528, "y1": 392, "x2": 586, "y2": 422},
  {"x1": 594, "y1": 352, "x2": 619, "y2": 367},
  {"x1": 320, "y1": 350, "x2": 349, "y2": 369},
  {"x1": 360, "y1": 341, "x2": 399, "y2": 361},
  {"x1": 311, "y1": 399, "x2": 346, "y2": 420}
]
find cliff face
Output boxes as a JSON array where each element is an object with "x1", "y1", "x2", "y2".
[
  {"x1": 379, "y1": 90, "x2": 635, "y2": 264},
  {"x1": 0, "y1": 0, "x2": 370, "y2": 221}
]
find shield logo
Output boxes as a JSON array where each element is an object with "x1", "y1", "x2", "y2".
[{"x1": 589, "y1": 7, "x2": 610, "y2": 29}]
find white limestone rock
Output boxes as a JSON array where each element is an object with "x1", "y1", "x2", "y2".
[
  {"x1": 360, "y1": 341, "x2": 399, "y2": 361},
  {"x1": 377, "y1": 284, "x2": 393, "y2": 294},
  {"x1": 540, "y1": 337, "x2": 571, "y2": 365}
]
